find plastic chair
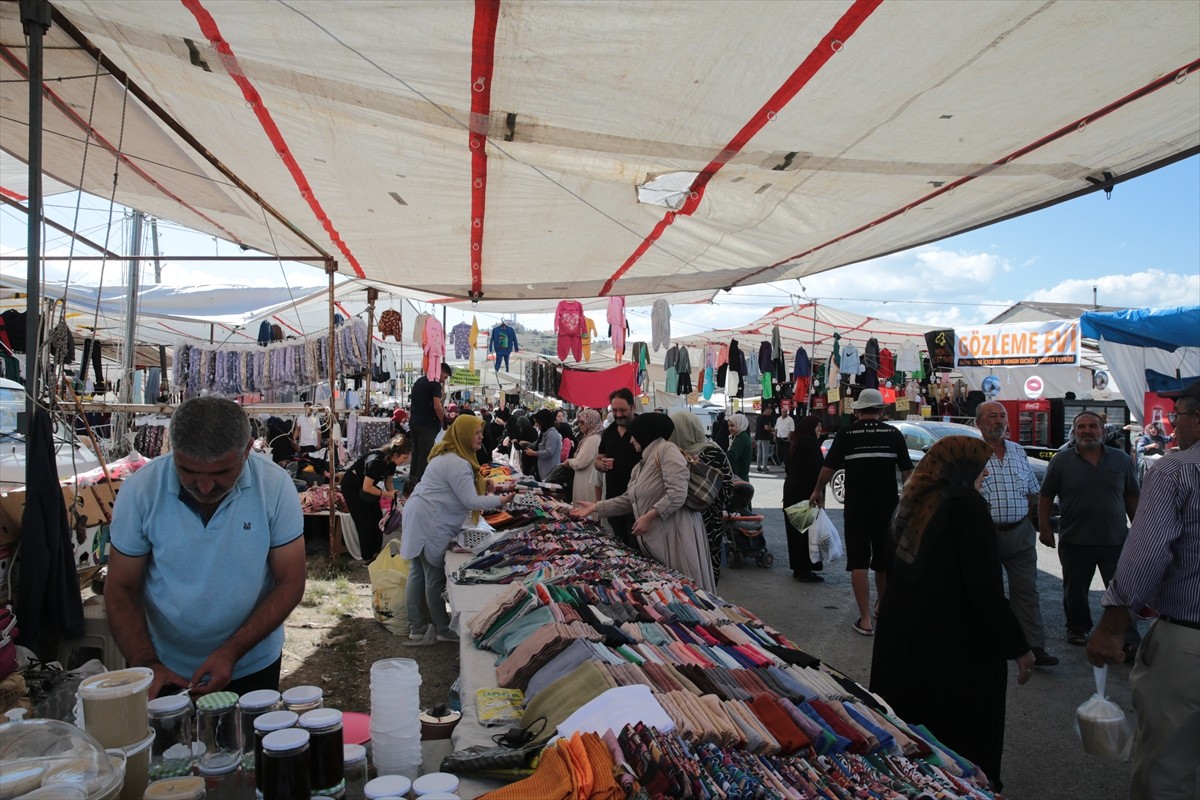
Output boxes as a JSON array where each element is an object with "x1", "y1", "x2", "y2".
[{"x1": 58, "y1": 602, "x2": 125, "y2": 671}]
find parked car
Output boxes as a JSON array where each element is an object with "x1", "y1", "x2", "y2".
[
  {"x1": 821, "y1": 419, "x2": 1048, "y2": 503},
  {"x1": 0, "y1": 378, "x2": 102, "y2": 489}
]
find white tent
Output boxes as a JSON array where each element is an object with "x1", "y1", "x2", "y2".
[{"x1": 0, "y1": 1, "x2": 1195, "y2": 300}]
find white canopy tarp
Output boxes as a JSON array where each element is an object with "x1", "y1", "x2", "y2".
[{"x1": 0, "y1": 1, "x2": 1195, "y2": 300}]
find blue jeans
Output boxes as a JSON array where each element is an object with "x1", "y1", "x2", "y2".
[{"x1": 406, "y1": 552, "x2": 451, "y2": 636}]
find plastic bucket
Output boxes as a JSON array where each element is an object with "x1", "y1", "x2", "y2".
[{"x1": 78, "y1": 668, "x2": 154, "y2": 748}]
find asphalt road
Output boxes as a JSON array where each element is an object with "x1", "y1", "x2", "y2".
[{"x1": 714, "y1": 469, "x2": 1133, "y2": 800}]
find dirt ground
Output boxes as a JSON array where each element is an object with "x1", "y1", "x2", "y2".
[{"x1": 279, "y1": 553, "x2": 459, "y2": 715}]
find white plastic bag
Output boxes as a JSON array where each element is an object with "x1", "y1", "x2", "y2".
[
  {"x1": 1075, "y1": 666, "x2": 1133, "y2": 760},
  {"x1": 810, "y1": 508, "x2": 844, "y2": 562}
]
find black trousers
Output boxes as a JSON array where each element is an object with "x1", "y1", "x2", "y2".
[
  {"x1": 80, "y1": 338, "x2": 104, "y2": 383},
  {"x1": 409, "y1": 425, "x2": 438, "y2": 486},
  {"x1": 1058, "y1": 542, "x2": 1140, "y2": 646},
  {"x1": 154, "y1": 656, "x2": 282, "y2": 698}
]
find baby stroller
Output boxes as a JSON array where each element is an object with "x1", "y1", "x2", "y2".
[{"x1": 724, "y1": 480, "x2": 774, "y2": 568}]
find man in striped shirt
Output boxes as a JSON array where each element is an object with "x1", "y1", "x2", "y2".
[
  {"x1": 1088, "y1": 381, "x2": 1200, "y2": 800},
  {"x1": 976, "y1": 402, "x2": 1058, "y2": 667}
]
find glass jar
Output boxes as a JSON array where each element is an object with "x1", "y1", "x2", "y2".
[
  {"x1": 238, "y1": 690, "x2": 283, "y2": 768},
  {"x1": 341, "y1": 744, "x2": 368, "y2": 800},
  {"x1": 299, "y1": 709, "x2": 344, "y2": 799},
  {"x1": 281, "y1": 686, "x2": 323, "y2": 714},
  {"x1": 195, "y1": 691, "x2": 241, "y2": 773},
  {"x1": 260, "y1": 728, "x2": 311, "y2": 800},
  {"x1": 198, "y1": 759, "x2": 243, "y2": 799},
  {"x1": 146, "y1": 694, "x2": 194, "y2": 781},
  {"x1": 412, "y1": 772, "x2": 459, "y2": 797},
  {"x1": 362, "y1": 775, "x2": 410, "y2": 800},
  {"x1": 253, "y1": 710, "x2": 299, "y2": 799}
]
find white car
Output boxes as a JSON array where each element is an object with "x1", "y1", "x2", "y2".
[
  {"x1": 1, "y1": 378, "x2": 102, "y2": 489},
  {"x1": 822, "y1": 419, "x2": 1048, "y2": 503}
]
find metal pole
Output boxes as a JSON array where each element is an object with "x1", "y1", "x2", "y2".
[
  {"x1": 119, "y1": 212, "x2": 144, "y2": 404},
  {"x1": 151, "y1": 218, "x2": 168, "y2": 399},
  {"x1": 326, "y1": 259, "x2": 339, "y2": 554},
  {"x1": 365, "y1": 287, "x2": 378, "y2": 415},
  {"x1": 20, "y1": 0, "x2": 51, "y2": 445}
]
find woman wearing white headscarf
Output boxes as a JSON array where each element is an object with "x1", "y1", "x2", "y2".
[
  {"x1": 726, "y1": 413, "x2": 752, "y2": 481},
  {"x1": 564, "y1": 408, "x2": 603, "y2": 502},
  {"x1": 574, "y1": 413, "x2": 715, "y2": 592},
  {"x1": 670, "y1": 410, "x2": 735, "y2": 584}
]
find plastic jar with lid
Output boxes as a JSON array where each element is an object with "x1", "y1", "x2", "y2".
[
  {"x1": 281, "y1": 685, "x2": 323, "y2": 714},
  {"x1": 299, "y1": 709, "x2": 344, "y2": 799},
  {"x1": 341, "y1": 744, "x2": 368, "y2": 800},
  {"x1": 253, "y1": 710, "x2": 299, "y2": 798},
  {"x1": 142, "y1": 776, "x2": 205, "y2": 800},
  {"x1": 146, "y1": 695, "x2": 194, "y2": 781},
  {"x1": 260, "y1": 728, "x2": 311, "y2": 800},
  {"x1": 238, "y1": 690, "x2": 283, "y2": 765},
  {"x1": 362, "y1": 774, "x2": 411, "y2": 800}
]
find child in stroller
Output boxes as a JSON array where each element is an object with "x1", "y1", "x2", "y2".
[{"x1": 724, "y1": 479, "x2": 774, "y2": 568}]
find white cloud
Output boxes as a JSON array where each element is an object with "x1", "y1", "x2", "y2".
[{"x1": 1026, "y1": 269, "x2": 1199, "y2": 309}]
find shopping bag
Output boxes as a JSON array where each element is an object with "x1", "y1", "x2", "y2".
[
  {"x1": 1075, "y1": 665, "x2": 1133, "y2": 760},
  {"x1": 784, "y1": 501, "x2": 820, "y2": 533},
  {"x1": 368, "y1": 540, "x2": 410, "y2": 635},
  {"x1": 810, "y1": 508, "x2": 844, "y2": 563}
]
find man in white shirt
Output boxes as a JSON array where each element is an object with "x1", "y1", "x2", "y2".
[
  {"x1": 774, "y1": 407, "x2": 795, "y2": 463},
  {"x1": 976, "y1": 402, "x2": 1058, "y2": 668},
  {"x1": 293, "y1": 402, "x2": 321, "y2": 453}
]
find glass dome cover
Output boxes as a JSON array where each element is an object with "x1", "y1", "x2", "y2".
[{"x1": 0, "y1": 717, "x2": 124, "y2": 800}]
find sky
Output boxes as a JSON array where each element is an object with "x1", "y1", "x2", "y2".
[{"x1": 2, "y1": 155, "x2": 1197, "y2": 343}]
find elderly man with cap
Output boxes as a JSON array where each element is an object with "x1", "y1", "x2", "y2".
[
  {"x1": 810, "y1": 388, "x2": 913, "y2": 636},
  {"x1": 1088, "y1": 381, "x2": 1200, "y2": 799}
]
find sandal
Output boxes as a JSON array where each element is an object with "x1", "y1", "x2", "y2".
[{"x1": 853, "y1": 618, "x2": 875, "y2": 637}]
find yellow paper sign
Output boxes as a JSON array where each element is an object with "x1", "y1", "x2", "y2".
[
  {"x1": 827, "y1": 386, "x2": 841, "y2": 403},
  {"x1": 895, "y1": 397, "x2": 910, "y2": 412}
]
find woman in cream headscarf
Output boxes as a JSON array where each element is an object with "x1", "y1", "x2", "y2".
[
  {"x1": 401, "y1": 415, "x2": 514, "y2": 642},
  {"x1": 726, "y1": 413, "x2": 753, "y2": 481},
  {"x1": 564, "y1": 408, "x2": 604, "y2": 502},
  {"x1": 573, "y1": 413, "x2": 716, "y2": 592},
  {"x1": 669, "y1": 410, "x2": 735, "y2": 584},
  {"x1": 870, "y1": 436, "x2": 1033, "y2": 791}
]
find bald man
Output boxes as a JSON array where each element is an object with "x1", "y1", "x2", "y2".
[{"x1": 976, "y1": 402, "x2": 1058, "y2": 667}]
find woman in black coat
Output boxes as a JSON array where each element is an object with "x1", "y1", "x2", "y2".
[
  {"x1": 783, "y1": 415, "x2": 825, "y2": 582},
  {"x1": 340, "y1": 434, "x2": 413, "y2": 560},
  {"x1": 870, "y1": 436, "x2": 1035, "y2": 791}
]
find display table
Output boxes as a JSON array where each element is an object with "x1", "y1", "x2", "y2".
[{"x1": 437, "y1": 516, "x2": 997, "y2": 799}]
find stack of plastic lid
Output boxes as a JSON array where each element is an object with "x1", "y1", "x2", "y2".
[{"x1": 369, "y1": 659, "x2": 422, "y2": 778}]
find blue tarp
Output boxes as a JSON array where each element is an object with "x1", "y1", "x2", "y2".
[{"x1": 1079, "y1": 306, "x2": 1200, "y2": 352}]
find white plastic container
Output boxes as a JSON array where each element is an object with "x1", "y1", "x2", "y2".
[{"x1": 369, "y1": 659, "x2": 422, "y2": 779}]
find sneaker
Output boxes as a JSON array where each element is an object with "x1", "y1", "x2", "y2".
[
  {"x1": 436, "y1": 630, "x2": 460, "y2": 643},
  {"x1": 1031, "y1": 647, "x2": 1059, "y2": 667},
  {"x1": 408, "y1": 626, "x2": 430, "y2": 641}
]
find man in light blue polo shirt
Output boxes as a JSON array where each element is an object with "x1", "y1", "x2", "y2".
[{"x1": 106, "y1": 397, "x2": 306, "y2": 698}]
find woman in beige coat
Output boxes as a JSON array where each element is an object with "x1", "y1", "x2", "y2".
[
  {"x1": 564, "y1": 408, "x2": 603, "y2": 502},
  {"x1": 573, "y1": 412, "x2": 715, "y2": 592}
]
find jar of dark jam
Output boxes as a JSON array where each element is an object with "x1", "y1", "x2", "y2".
[
  {"x1": 259, "y1": 727, "x2": 310, "y2": 800},
  {"x1": 298, "y1": 709, "x2": 344, "y2": 799},
  {"x1": 253, "y1": 710, "x2": 299, "y2": 799}
]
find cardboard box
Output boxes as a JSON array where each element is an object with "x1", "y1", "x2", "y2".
[
  {"x1": 63, "y1": 480, "x2": 124, "y2": 528},
  {"x1": 0, "y1": 479, "x2": 123, "y2": 544}
]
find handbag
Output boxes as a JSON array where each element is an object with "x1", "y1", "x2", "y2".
[{"x1": 682, "y1": 451, "x2": 723, "y2": 511}]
